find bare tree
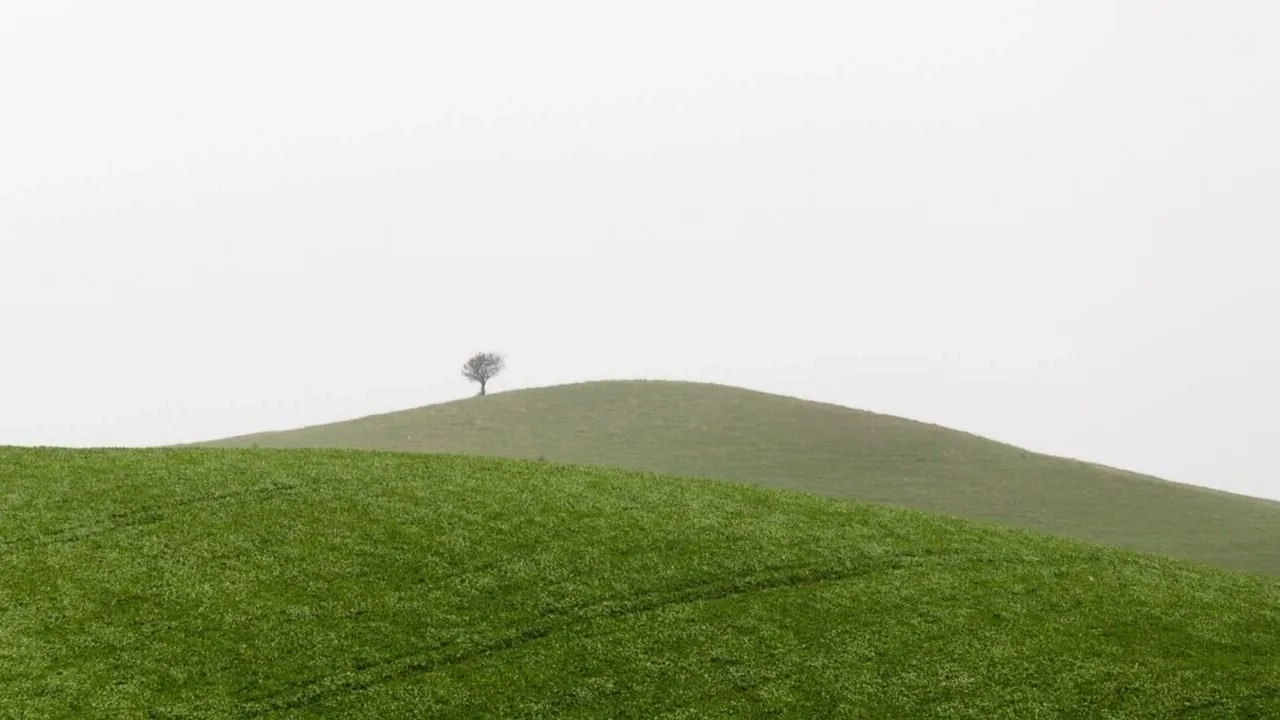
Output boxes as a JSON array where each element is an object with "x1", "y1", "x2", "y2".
[{"x1": 461, "y1": 352, "x2": 505, "y2": 396}]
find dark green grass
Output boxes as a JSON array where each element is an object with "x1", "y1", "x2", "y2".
[
  {"x1": 206, "y1": 380, "x2": 1280, "y2": 576},
  {"x1": 2, "y1": 446, "x2": 1278, "y2": 718}
]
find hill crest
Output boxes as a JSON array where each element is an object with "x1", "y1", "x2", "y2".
[{"x1": 205, "y1": 379, "x2": 1280, "y2": 575}]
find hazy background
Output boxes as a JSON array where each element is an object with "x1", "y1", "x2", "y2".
[{"x1": 3, "y1": 1, "x2": 1277, "y2": 500}]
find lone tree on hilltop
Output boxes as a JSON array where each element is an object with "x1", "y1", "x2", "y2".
[{"x1": 462, "y1": 352, "x2": 505, "y2": 396}]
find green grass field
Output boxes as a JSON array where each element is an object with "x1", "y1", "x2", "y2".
[
  {"x1": 2, "y1": 446, "x2": 1278, "y2": 718},
  {"x1": 207, "y1": 380, "x2": 1280, "y2": 576}
]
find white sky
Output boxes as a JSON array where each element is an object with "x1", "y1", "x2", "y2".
[{"x1": 2, "y1": 1, "x2": 1278, "y2": 500}]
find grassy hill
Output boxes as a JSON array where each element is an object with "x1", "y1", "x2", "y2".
[
  {"x1": 206, "y1": 380, "x2": 1280, "y2": 576},
  {"x1": 2, "y1": 446, "x2": 1278, "y2": 718}
]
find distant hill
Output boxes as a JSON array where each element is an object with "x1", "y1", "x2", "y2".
[
  {"x1": 2, "y1": 446, "x2": 1278, "y2": 717},
  {"x1": 205, "y1": 379, "x2": 1280, "y2": 575}
]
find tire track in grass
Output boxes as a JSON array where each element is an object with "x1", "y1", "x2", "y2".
[{"x1": 233, "y1": 558, "x2": 917, "y2": 717}]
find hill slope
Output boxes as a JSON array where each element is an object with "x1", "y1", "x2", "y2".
[
  {"x1": 207, "y1": 380, "x2": 1280, "y2": 576},
  {"x1": 2, "y1": 446, "x2": 1278, "y2": 718}
]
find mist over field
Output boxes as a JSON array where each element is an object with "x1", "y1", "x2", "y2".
[{"x1": 3, "y1": 1, "x2": 1278, "y2": 501}]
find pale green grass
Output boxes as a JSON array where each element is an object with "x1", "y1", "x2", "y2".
[{"x1": 206, "y1": 380, "x2": 1280, "y2": 575}]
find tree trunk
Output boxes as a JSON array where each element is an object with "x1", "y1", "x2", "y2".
[{"x1": 479, "y1": 380, "x2": 487, "y2": 396}]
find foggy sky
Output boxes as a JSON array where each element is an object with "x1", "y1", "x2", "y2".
[{"x1": 3, "y1": 1, "x2": 1278, "y2": 500}]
